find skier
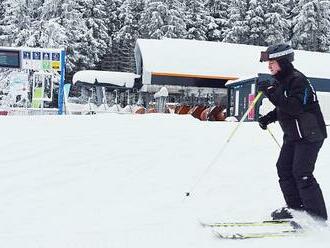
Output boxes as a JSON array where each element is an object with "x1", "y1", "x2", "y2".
[{"x1": 258, "y1": 43, "x2": 328, "y2": 222}]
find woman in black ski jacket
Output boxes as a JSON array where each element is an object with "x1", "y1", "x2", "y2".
[{"x1": 258, "y1": 43, "x2": 328, "y2": 221}]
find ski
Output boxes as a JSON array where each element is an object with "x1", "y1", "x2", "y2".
[
  {"x1": 212, "y1": 229, "x2": 303, "y2": 240},
  {"x1": 201, "y1": 219, "x2": 301, "y2": 229}
]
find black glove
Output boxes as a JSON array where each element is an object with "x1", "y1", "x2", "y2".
[
  {"x1": 258, "y1": 81, "x2": 276, "y2": 96},
  {"x1": 258, "y1": 115, "x2": 271, "y2": 130}
]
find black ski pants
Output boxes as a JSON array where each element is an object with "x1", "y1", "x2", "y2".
[{"x1": 276, "y1": 139, "x2": 327, "y2": 220}]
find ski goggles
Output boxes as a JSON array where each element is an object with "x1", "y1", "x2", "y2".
[{"x1": 259, "y1": 51, "x2": 269, "y2": 62}]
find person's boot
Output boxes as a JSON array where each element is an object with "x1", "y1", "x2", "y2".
[{"x1": 271, "y1": 207, "x2": 294, "y2": 220}]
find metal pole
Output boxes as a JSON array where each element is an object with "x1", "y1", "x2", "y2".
[
  {"x1": 267, "y1": 127, "x2": 281, "y2": 149},
  {"x1": 58, "y1": 50, "x2": 66, "y2": 115}
]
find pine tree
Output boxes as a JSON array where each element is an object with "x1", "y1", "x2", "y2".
[
  {"x1": 184, "y1": 0, "x2": 209, "y2": 40},
  {"x1": 162, "y1": 0, "x2": 186, "y2": 38},
  {"x1": 263, "y1": 0, "x2": 290, "y2": 45},
  {"x1": 282, "y1": 0, "x2": 299, "y2": 42},
  {"x1": 20, "y1": 0, "x2": 44, "y2": 46},
  {"x1": 0, "y1": 0, "x2": 5, "y2": 45},
  {"x1": 98, "y1": 0, "x2": 122, "y2": 71},
  {"x1": 114, "y1": 0, "x2": 146, "y2": 72},
  {"x1": 36, "y1": 0, "x2": 67, "y2": 48},
  {"x1": 63, "y1": 0, "x2": 93, "y2": 71},
  {"x1": 318, "y1": 0, "x2": 330, "y2": 52},
  {"x1": 292, "y1": 0, "x2": 330, "y2": 52},
  {"x1": 1, "y1": 0, "x2": 39, "y2": 46},
  {"x1": 140, "y1": 1, "x2": 168, "y2": 39},
  {"x1": 205, "y1": 0, "x2": 230, "y2": 41},
  {"x1": 223, "y1": 0, "x2": 249, "y2": 44},
  {"x1": 79, "y1": 0, "x2": 110, "y2": 66},
  {"x1": 104, "y1": 0, "x2": 122, "y2": 38},
  {"x1": 140, "y1": 0, "x2": 186, "y2": 39},
  {"x1": 246, "y1": 0, "x2": 267, "y2": 46}
]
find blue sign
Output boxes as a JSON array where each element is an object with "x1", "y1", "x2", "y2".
[
  {"x1": 52, "y1": 53, "x2": 60, "y2": 61},
  {"x1": 23, "y1": 51, "x2": 31, "y2": 60},
  {"x1": 43, "y1": 52, "x2": 50, "y2": 60},
  {"x1": 32, "y1": 52, "x2": 41, "y2": 60}
]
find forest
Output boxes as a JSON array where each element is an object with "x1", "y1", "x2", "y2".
[{"x1": 0, "y1": 0, "x2": 329, "y2": 75}]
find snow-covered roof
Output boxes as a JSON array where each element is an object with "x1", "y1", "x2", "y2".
[
  {"x1": 135, "y1": 38, "x2": 330, "y2": 86},
  {"x1": 135, "y1": 39, "x2": 267, "y2": 86},
  {"x1": 72, "y1": 70, "x2": 140, "y2": 88}
]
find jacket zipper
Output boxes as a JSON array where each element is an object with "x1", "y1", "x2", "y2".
[{"x1": 295, "y1": 119, "x2": 303, "y2": 139}]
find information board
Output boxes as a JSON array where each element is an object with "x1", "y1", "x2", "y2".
[{"x1": 21, "y1": 49, "x2": 62, "y2": 71}]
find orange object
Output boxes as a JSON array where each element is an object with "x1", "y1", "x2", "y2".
[
  {"x1": 190, "y1": 106, "x2": 207, "y2": 120},
  {"x1": 176, "y1": 105, "x2": 191, "y2": 114},
  {"x1": 133, "y1": 107, "x2": 146, "y2": 114},
  {"x1": 147, "y1": 108, "x2": 157, "y2": 113},
  {"x1": 200, "y1": 106, "x2": 225, "y2": 121}
]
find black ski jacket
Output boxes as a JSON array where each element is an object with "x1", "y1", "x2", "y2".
[{"x1": 263, "y1": 67, "x2": 327, "y2": 142}]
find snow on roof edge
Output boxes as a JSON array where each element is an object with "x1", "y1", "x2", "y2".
[
  {"x1": 135, "y1": 38, "x2": 330, "y2": 81},
  {"x1": 72, "y1": 70, "x2": 140, "y2": 88}
]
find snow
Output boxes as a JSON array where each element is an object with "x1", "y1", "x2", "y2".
[
  {"x1": 72, "y1": 70, "x2": 140, "y2": 88},
  {"x1": 0, "y1": 114, "x2": 329, "y2": 247},
  {"x1": 154, "y1": 87, "x2": 169, "y2": 98}
]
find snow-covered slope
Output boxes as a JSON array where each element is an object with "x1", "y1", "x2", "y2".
[{"x1": 0, "y1": 114, "x2": 329, "y2": 248}]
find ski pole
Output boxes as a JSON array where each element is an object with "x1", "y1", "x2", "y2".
[
  {"x1": 185, "y1": 91, "x2": 263, "y2": 198},
  {"x1": 225, "y1": 91, "x2": 263, "y2": 144},
  {"x1": 267, "y1": 127, "x2": 281, "y2": 149}
]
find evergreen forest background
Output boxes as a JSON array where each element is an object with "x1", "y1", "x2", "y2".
[{"x1": 0, "y1": 0, "x2": 329, "y2": 76}]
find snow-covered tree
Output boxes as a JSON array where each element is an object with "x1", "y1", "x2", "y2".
[
  {"x1": 114, "y1": 0, "x2": 146, "y2": 71},
  {"x1": 139, "y1": 0, "x2": 186, "y2": 39},
  {"x1": 115, "y1": 0, "x2": 145, "y2": 44},
  {"x1": 184, "y1": 0, "x2": 209, "y2": 40},
  {"x1": 62, "y1": 0, "x2": 95, "y2": 71},
  {"x1": 34, "y1": 0, "x2": 67, "y2": 48},
  {"x1": 292, "y1": 0, "x2": 330, "y2": 52},
  {"x1": 79, "y1": 0, "x2": 110, "y2": 64},
  {"x1": 139, "y1": 1, "x2": 169, "y2": 39},
  {"x1": 104, "y1": 0, "x2": 122, "y2": 37},
  {"x1": 0, "y1": 0, "x2": 5, "y2": 45},
  {"x1": 282, "y1": 0, "x2": 299, "y2": 41},
  {"x1": 319, "y1": 0, "x2": 330, "y2": 52},
  {"x1": 223, "y1": 0, "x2": 249, "y2": 44},
  {"x1": 161, "y1": 0, "x2": 186, "y2": 38},
  {"x1": 246, "y1": 0, "x2": 267, "y2": 46},
  {"x1": 263, "y1": 0, "x2": 290, "y2": 45},
  {"x1": 205, "y1": 0, "x2": 229, "y2": 41},
  {"x1": 1, "y1": 0, "x2": 40, "y2": 46}
]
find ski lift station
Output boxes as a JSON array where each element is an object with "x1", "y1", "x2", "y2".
[
  {"x1": 71, "y1": 38, "x2": 330, "y2": 119},
  {"x1": 1, "y1": 39, "x2": 330, "y2": 119}
]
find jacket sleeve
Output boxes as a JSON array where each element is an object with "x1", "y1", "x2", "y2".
[{"x1": 267, "y1": 77, "x2": 305, "y2": 116}]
